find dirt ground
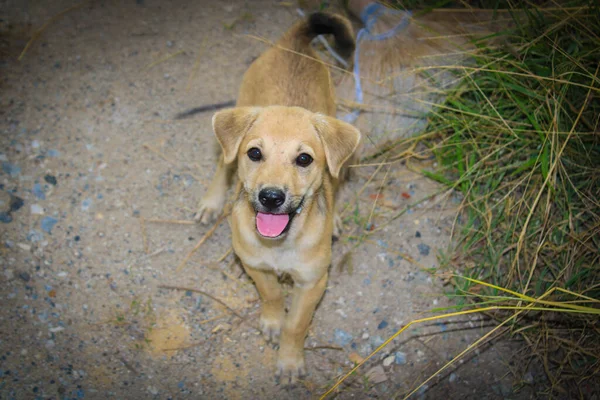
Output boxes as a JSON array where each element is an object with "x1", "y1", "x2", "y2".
[{"x1": 1, "y1": 1, "x2": 546, "y2": 399}]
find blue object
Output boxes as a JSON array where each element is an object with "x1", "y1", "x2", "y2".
[
  {"x1": 2, "y1": 162, "x2": 21, "y2": 177},
  {"x1": 341, "y1": 4, "x2": 412, "y2": 124},
  {"x1": 333, "y1": 328, "x2": 353, "y2": 346},
  {"x1": 33, "y1": 183, "x2": 46, "y2": 200},
  {"x1": 0, "y1": 212, "x2": 12, "y2": 223},
  {"x1": 395, "y1": 351, "x2": 407, "y2": 365},
  {"x1": 417, "y1": 243, "x2": 431, "y2": 256},
  {"x1": 41, "y1": 216, "x2": 58, "y2": 233}
]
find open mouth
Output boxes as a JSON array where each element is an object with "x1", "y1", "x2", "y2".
[{"x1": 255, "y1": 198, "x2": 304, "y2": 238}]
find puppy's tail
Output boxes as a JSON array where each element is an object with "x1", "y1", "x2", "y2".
[{"x1": 282, "y1": 12, "x2": 355, "y2": 59}]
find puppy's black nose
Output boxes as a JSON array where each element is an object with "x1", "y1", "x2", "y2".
[{"x1": 259, "y1": 188, "x2": 286, "y2": 210}]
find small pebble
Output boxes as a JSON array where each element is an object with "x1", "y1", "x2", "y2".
[
  {"x1": 81, "y1": 198, "x2": 92, "y2": 211},
  {"x1": 10, "y1": 195, "x2": 24, "y2": 212},
  {"x1": 394, "y1": 351, "x2": 407, "y2": 365},
  {"x1": 377, "y1": 320, "x2": 388, "y2": 330},
  {"x1": 383, "y1": 355, "x2": 395, "y2": 367},
  {"x1": 33, "y1": 183, "x2": 46, "y2": 200},
  {"x1": 2, "y1": 162, "x2": 21, "y2": 177},
  {"x1": 371, "y1": 335, "x2": 385, "y2": 348},
  {"x1": 333, "y1": 328, "x2": 353, "y2": 346},
  {"x1": 19, "y1": 272, "x2": 31, "y2": 282},
  {"x1": 417, "y1": 243, "x2": 430, "y2": 256},
  {"x1": 415, "y1": 231, "x2": 421, "y2": 238},
  {"x1": 31, "y1": 204, "x2": 44, "y2": 215},
  {"x1": 27, "y1": 230, "x2": 44, "y2": 242},
  {"x1": 449, "y1": 372, "x2": 457, "y2": 383},
  {"x1": 0, "y1": 212, "x2": 12, "y2": 223},
  {"x1": 47, "y1": 149, "x2": 60, "y2": 157},
  {"x1": 41, "y1": 216, "x2": 58, "y2": 233},
  {"x1": 44, "y1": 174, "x2": 57, "y2": 185}
]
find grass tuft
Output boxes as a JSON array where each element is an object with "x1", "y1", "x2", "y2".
[
  {"x1": 340, "y1": 1, "x2": 600, "y2": 397},
  {"x1": 416, "y1": 2, "x2": 600, "y2": 396}
]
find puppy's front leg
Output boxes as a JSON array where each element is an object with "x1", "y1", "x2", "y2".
[
  {"x1": 278, "y1": 272, "x2": 328, "y2": 383},
  {"x1": 243, "y1": 265, "x2": 285, "y2": 343},
  {"x1": 195, "y1": 154, "x2": 234, "y2": 224}
]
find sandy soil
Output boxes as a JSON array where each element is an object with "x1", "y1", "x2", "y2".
[{"x1": 1, "y1": 1, "x2": 543, "y2": 399}]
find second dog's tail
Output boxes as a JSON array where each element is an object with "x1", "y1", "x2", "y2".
[{"x1": 281, "y1": 12, "x2": 355, "y2": 59}]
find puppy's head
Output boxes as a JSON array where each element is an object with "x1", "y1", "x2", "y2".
[{"x1": 212, "y1": 106, "x2": 360, "y2": 239}]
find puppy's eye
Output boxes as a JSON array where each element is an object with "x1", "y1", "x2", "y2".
[
  {"x1": 247, "y1": 147, "x2": 262, "y2": 162},
  {"x1": 296, "y1": 153, "x2": 313, "y2": 167}
]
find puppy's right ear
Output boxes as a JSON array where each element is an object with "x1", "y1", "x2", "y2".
[{"x1": 212, "y1": 107, "x2": 261, "y2": 164}]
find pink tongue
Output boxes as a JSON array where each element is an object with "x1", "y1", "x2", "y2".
[{"x1": 256, "y1": 212, "x2": 290, "y2": 237}]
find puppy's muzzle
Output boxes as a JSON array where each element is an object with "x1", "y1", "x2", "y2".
[{"x1": 259, "y1": 187, "x2": 286, "y2": 212}]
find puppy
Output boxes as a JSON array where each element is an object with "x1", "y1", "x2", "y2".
[{"x1": 196, "y1": 13, "x2": 360, "y2": 383}]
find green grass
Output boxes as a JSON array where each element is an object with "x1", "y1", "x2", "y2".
[{"x1": 372, "y1": 1, "x2": 599, "y2": 396}]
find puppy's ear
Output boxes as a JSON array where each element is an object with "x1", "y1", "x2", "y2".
[
  {"x1": 212, "y1": 107, "x2": 261, "y2": 164},
  {"x1": 313, "y1": 115, "x2": 361, "y2": 179}
]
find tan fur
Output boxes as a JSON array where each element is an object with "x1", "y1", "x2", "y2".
[{"x1": 195, "y1": 14, "x2": 360, "y2": 382}]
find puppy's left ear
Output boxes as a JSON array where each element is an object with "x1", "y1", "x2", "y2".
[
  {"x1": 212, "y1": 107, "x2": 261, "y2": 164},
  {"x1": 313, "y1": 115, "x2": 361, "y2": 179}
]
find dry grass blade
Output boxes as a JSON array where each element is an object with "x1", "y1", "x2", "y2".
[
  {"x1": 18, "y1": 1, "x2": 88, "y2": 61},
  {"x1": 158, "y1": 285, "x2": 245, "y2": 320},
  {"x1": 175, "y1": 212, "x2": 229, "y2": 273},
  {"x1": 320, "y1": 279, "x2": 600, "y2": 399}
]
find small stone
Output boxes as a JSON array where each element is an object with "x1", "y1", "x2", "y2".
[
  {"x1": 33, "y1": 183, "x2": 46, "y2": 200},
  {"x1": 81, "y1": 198, "x2": 92, "y2": 211},
  {"x1": 41, "y1": 216, "x2": 58, "y2": 233},
  {"x1": 147, "y1": 386, "x2": 159, "y2": 395},
  {"x1": 18, "y1": 272, "x2": 31, "y2": 282},
  {"x1": 0, "y1": 212, "x2": 12, "y2": 223},
  {"x1": 415, "y1": 231, "x2": 421, "y2": 238},
  {"x1": 362, "y1": 332, "x2": 369, "y2": 340},
  {"x1": 166, "y1": 40, "x2": 173, "y2": 47},
  {"x1": 27, "y1": 230, "x2": 44, "y2": 242},
  {"x1": 371, "y1": 335, "x2": 385, "y2": 348},
  {"x1": 394, "y1": 351, "x2": 407, "y2": 365},
  {"x1": 449, "y1": 372, "x2": 457, "y2": 383},
  {"x1": 383, "y1": 355, "x2": 395, "y2": 367},
  {"x1": 9, "y1": 195, "x2": 24, "y2": 212},
  {"x1": 17, "y1": 243, "x2": 31, "y2": 252},
  {"x1": 333, "y1": 328, "x2": 353, "y2": 346},
  {"x1": 44, "y1": 174, "x2": 57, "y2": 185},
  {"x1": 417, "y1": 243, "x2": 430, "y2": 256},
  {"x1": 349, "y1": 352, "x2": 364, "y2": 364},
  {"x1": 523, "y1": 371, "x2": 534, "y2": 384},
  {"x1": 31, "y1": 140, "x2": 40, "y2": 149},
  {"x1": 47, "y1": 149, "x2": 60, "y2": 157},
  {"x1": 2, "y1": 162, "x2": 21, "y2": 177},
  {"x1": 365, "y1": 365, "x2": 388, "y2": 384},
  {"x1": 31, "y1": 204, "x2": 44, "y2": 215},
  {"x1": 377, "y1": 320, "x2": 388, "y2": 330}
]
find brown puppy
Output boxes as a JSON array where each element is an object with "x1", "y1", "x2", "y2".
[{"x1": 196, "y1": 13, "x2": 360, "y2": 382}]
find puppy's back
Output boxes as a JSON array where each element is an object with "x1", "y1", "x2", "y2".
[{"x1": 237, "y1": 13, "x2": 354, "y2": 116}]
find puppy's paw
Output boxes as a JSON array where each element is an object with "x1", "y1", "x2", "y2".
[
  {"x1": 193, "y1": 197, "x2": 223, "y2": 224},
  {"x1": 275, "y1": 352, "x2": 306, "y2": 385},
  {"x1": 259, "y1": 313, "x2": 283, "y2": 344}
]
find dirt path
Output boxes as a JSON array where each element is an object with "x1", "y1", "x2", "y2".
[{"x1": 1, "y1": 1, "x2": 538, "y2": 398}]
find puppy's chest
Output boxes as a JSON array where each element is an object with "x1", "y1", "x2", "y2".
[{"x1": 242, "y1": 247, "x2": 301, "y2": 275}]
